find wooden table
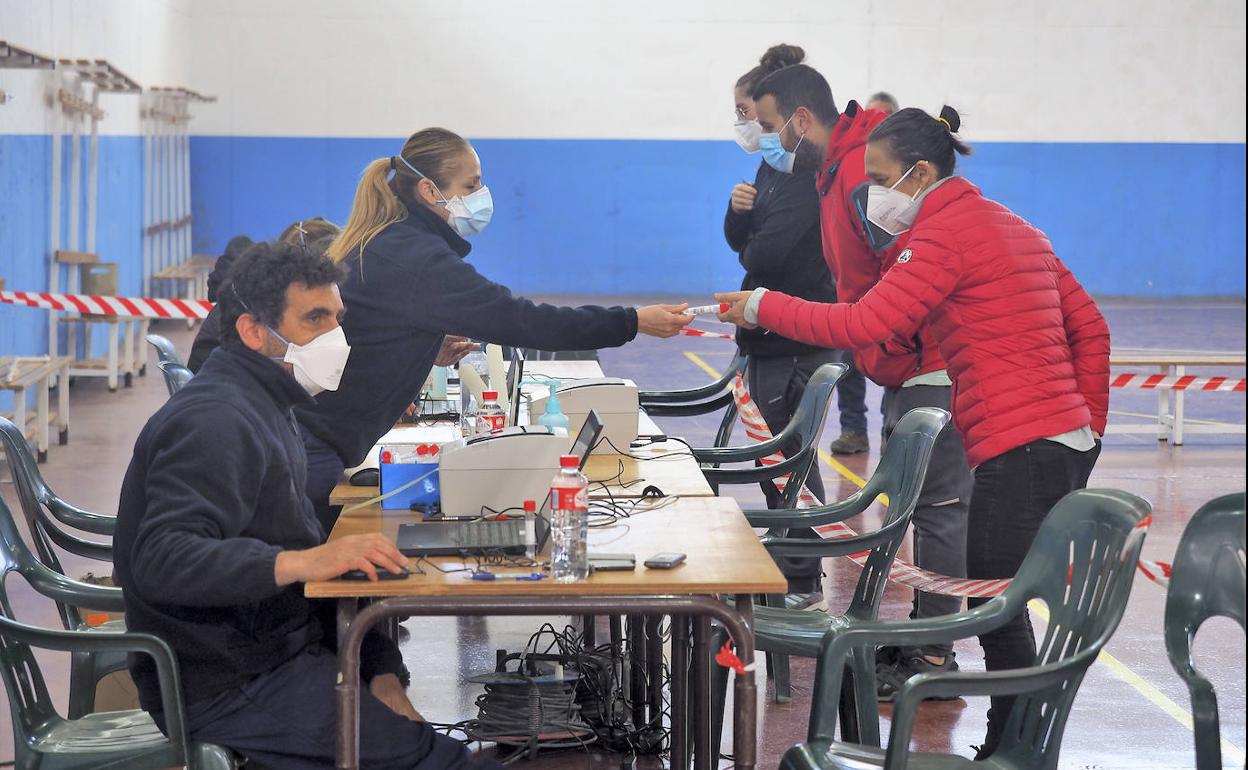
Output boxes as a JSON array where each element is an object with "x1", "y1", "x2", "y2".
[
  {"x1": 307, "y1": 496, "x2": 785, "y2": 770},
  {"x1": 329, "y1": 359, "x2": 714, "y2": 507}
]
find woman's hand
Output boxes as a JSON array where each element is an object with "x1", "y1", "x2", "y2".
[
  {"x1": 636, "y1": 304, "x2": 694, "y2": 338},
  {"x1": 435, "y1": 336, "x2": 478, "y2": 366},
  {"x1": 730, "y1": 183, "x2": 757, "y2": 214},
  {"x1": 714, "y1": 291, "x2": 757, "y2": 330}
]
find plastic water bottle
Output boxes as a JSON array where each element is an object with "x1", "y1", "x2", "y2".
[
  {"x1": 523, "y1": 499, "x2": 538, "y2": 560},
  {"x1": 550, "y1": 455, "x2": 589, "y2": 582},
  {"x1": 476, "y1": 390, "x2": 506, "y2": 435},
  {"x1": 461, "y1": 395, "x2": 477, "y2": 437}
]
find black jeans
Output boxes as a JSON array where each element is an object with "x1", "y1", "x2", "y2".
[
  {"x1": 163, "y1": 647, "x2": 501, "y2": 770},
  {"x1": 882, "y1": 385, "x2": 973, "y2": 658},
  {"x1": 748, "y1": 352, "x2": 837, "y2": 594},
  {"x1": 966, "y1": 438, "x2": 1101, "y2": 754},
  {"x1": 835, "y1": 351, "x2": 869, "y2": 434}
]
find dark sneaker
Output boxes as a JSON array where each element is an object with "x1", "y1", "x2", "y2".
[
  {"x1": 784, "y1": 592, "x2": 828, "y2": 612},
  {"x1": 828, "y1": 431, "x2": 870, "y2": 455},
  {"x1": 876, "y1": 653, "x2": 960, "y2": 702}
]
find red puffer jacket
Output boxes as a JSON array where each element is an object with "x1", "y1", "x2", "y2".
[
  {"x1": 757, "y1": 176, "x2": 1110, "y2": 467},
  {"x1": 818, "y1": 101, "x2": 947, "y2": 387}
]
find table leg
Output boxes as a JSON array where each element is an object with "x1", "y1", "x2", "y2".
[
  {"x1": 335, "y1": 597, "x2": 361, "y2": 770},
  {"x1": 106, "y1": 323, "x2": 119, "y2": 391},
  {"x1": 1156, "y1": 364, "x2": 1171, "y2": 442},
  {"x1": 627, "y1": 615, "x2": 647, "y2": 729},
  {"x1": 692, "y1": 615, "x2": 711, "y2": 770},
  {"x1": 646, "y1": 615, "x2": 663, "y2": 730},
  {"x1": 671, "y1": 615, "x2": 690, "y2": 770},
  {"x1": 732, "y1": 595, "x2": 758, "y2": 770},
  {"x1": 1173, "y1": 364, "x2": 1186, "y2": 446},
  {"x1": 57, "y1": 362, "x2": 70, "y2": 444},
  {"x1": 36, "y1": 374, "x2": 50, "y2": 462}
]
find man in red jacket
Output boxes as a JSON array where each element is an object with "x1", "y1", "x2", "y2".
[{"x1": 749, "y1": 64, "x2": 973, "y2": 698}]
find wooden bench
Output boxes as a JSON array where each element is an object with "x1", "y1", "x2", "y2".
[
  {"x1": 0, "y1": 356, "x2": 72, "y2": 462},
  {"x1": 1108, "y1": 349, "x2": 1246, "y2": 445},
  {"x1": 151, "y1": 254, "x2": 215, "y2": 302},
  {"x1": 54, "y1": 250, "x2": 150, "y2": 391}
]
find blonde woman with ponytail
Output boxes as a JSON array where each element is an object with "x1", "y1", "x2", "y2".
[{"x1": 294, "y1": 127, "x2": 693, "y2": 529}]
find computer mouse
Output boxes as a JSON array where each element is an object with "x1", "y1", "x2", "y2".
[
  {"x1": 351, "y1": 467, "x2": 380, "y2": 486},
  {"x1": 338, "y1": 566, "x2": 410, "y2": 581}
]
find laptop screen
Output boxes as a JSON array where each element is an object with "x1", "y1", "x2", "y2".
[
  {"x1": 506, "y1": 348, "x2": 525, "y2": 427},
  {"x1": 570, "y1": 409, "x2": 604, "y2": 470}
]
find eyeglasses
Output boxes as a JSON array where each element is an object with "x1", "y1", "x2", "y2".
[{"x1": 734, "y1": 106, "x2": 751, "y2": 119}]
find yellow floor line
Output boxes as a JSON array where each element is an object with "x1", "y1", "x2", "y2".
[{"x1": 683, "y1": 349, "x2": 1246, "y2": 763}]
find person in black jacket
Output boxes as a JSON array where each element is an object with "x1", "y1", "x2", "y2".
[
  {"x1": 726, "y1": 45, "x2": 839, "y2": 610},
  {"x1": 189, "y1": 220, "x2": 343, "y2": 372},
  {"x1": 296, "y1": 127, "x2": 693, "y2": 530},
  {"x1": 115, "y1": 242, "x2": 496, "y2": 770},
  {"x1": 187, "y1": 234, "x2": 253, "y2": 372}
]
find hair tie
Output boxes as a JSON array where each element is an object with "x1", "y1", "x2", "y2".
[
  {"x1": 389, "y1": 156, "x2": 397, "y2": 172},
  {"x1": 936, "y1": 116, "x2": 953, "y2": 132}
]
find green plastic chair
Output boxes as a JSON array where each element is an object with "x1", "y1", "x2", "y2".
[
  {"x1": 710, "y1": 406, "x2": 951, "y2": 749},
  {"x1": 693, "y1": 362, "x2": 846, "y2": 509},
  {"x1": 158, "y1": 360, "x2": 194, "y2": 396},
  {"x1": 782, "y1": 487, "x2": 1152, "y2": 770},
  {"x1": 639, "y1": 351, "x2": 748, "y2": 449},
  {"x1": 1165, "y1": 492, "x2": 1246, "y2": 770},
  {"x1": 1, "y1": 416, "x2": 127, "y2": 720},
  {"x1": 145, "y1": 333, "x2": 185, "y2": 368},
  {"x1": 0, "y1": 497, "x2": 237, "y2": 769}
]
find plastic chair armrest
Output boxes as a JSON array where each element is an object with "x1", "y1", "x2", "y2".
[
  {"x1": 37, "y1": 570, "x2": 127, "y2": 614},
  {"x1": 693, "y1": 436, "x2": 789, "y2": 463},
  {"x1": 0, "y1": 617, "x2": 193, "y2": 762},
  {"x1": 761, "y1": 520, "x2": 906, "y2": 559},
  {"x1": 639, "y1": 381, "x2": 731, "y2": 405},
  {"x1": 642, "y1": 394, "x2": 733, "y2": 418},
  {"x1": 45, "y1": 496, "x2": 117, "y2": 536},
  {"x1": 744, "y1": 489, "x2": 875, "y2": 528}
]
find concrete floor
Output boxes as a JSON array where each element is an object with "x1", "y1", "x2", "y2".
[{"x1": 1, "y1": 298, "x2": 1244, "y2": 769}]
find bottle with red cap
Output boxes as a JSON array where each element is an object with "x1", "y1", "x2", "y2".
[
  {"x1": 549, "y1": 455, "x2": 589, "y2": 582},
  {"x1": 475, "y1": 390, "x2": 506, "y2": 435}
]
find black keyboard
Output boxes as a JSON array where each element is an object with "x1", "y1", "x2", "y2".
[{"x1": 450, "y1": 520, "x2": 525, "y2": 548}]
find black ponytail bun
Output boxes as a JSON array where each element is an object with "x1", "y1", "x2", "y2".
[
  {"x1": 760, "y1": 44, "x2": 805, "y2": 71},
  {"x1": 938, "y1": 105, "x2": 962, "y2": 134}
]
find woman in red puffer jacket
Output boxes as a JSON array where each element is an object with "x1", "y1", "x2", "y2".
[{"x1": 717, "y1": 105, "x2": 1110, "y2": 759}]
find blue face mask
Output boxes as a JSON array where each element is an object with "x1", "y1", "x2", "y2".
[
  {"x1": 395, "y1": 154, "x2": 494, "y2": 237},
  {"x1": 759, "y1": 113, "x2": 806, "y2": 174}
]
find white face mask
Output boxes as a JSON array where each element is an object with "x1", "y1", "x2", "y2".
[
  {"x1": 733, "y1": 119, "x2": 762, "y2": 153},
  {"x1": 268, "y1": 325, "x2": 352, "y2": 396},
  {"x1": 866, "y1": 163, "x2": 924, "y2": 236}
]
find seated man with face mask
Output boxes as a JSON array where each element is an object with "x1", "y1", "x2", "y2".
[{"x1": 113, "y1": 241, "x2": 499, "y2": 770}]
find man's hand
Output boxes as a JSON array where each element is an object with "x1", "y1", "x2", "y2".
[
  {"x1": 714, "y1": 291, "x2": 757, "y2": 330},
  {"x1": 370, "y1": 673, "x2": 424, "y2": 721},
  {"x1": 636, "y1": 304, "x2": 694, "y2": 338},
  {"x1": 730, "y1": 183, "x2": 757, "y2": 214},
  {"x1": 274, "y1": 534, "x2": 407, "y2": 585},
  {"x1": 435, "y1": 335, "x2": 478, "y2": 367}
]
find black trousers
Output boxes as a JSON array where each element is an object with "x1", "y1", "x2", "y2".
[
  {"x1": 965, "y1": 438, "x2": 1101, "y2": 754},
  {"x1": 748, "y1": 351, "x2": 837, "y2": 594},
  {"x1": 882, "y1": 385, "x2": 973, "y2": 658},
  {"x1": 161, "y1": 647, "x2": 501, "y2": 770}
]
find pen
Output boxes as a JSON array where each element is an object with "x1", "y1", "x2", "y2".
[{"x1": 471, "y1": 572, "x2": 546, "y2": 581}]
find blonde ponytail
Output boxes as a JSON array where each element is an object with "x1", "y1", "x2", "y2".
[{"x1": 327, "y1": 158, "x2": 407, "y2": 263}]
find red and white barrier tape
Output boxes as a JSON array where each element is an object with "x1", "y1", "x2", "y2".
[
  {"x1": 679, "y1": 327, "x2": 735, "y2": 340},
  {"x1": 730, "y1": 373, "x2": 1171, "y2": 594},
  {"x1": 1111, "y1": 373, "x2": 1246, "y2": 392},
  {"x1": 1, "y1": 290, "x2": 213, "y2": 320}
]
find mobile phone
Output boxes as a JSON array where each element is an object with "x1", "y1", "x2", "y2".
[{"x1": 643, "y1": 552, "x2": 687, "y2": 569}]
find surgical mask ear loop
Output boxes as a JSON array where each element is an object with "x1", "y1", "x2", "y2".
[
  {"x1": 394, "y1": 154, "x2": 450, "y2": 207},
  {"x1": 230, "y1": 282, "x2": 290, "y2": 360}
]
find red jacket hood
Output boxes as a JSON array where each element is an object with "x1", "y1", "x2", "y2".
[{"x1": 824, "y1": 101, "x2": 889, "y2": 170}]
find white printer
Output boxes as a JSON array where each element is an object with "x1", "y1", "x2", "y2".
[
  {"x1": 528, "y1": 377, "x2": 638, "y2": 454},
  {"x1": 437, "y1": 426, "x2": 570, "y2": 515}
]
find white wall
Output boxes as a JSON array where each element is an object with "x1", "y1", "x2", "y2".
[
  {"x1": 184, "y1": 0, "x2": 1247, "y2": 142},
  {"x1": 0, "y1": 0, "x2": 192, "y2": 134}
]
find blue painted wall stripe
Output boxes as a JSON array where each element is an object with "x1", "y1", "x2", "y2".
[{"x1": 186, "y1": 137, "x2": 1247, "y2": 299}]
